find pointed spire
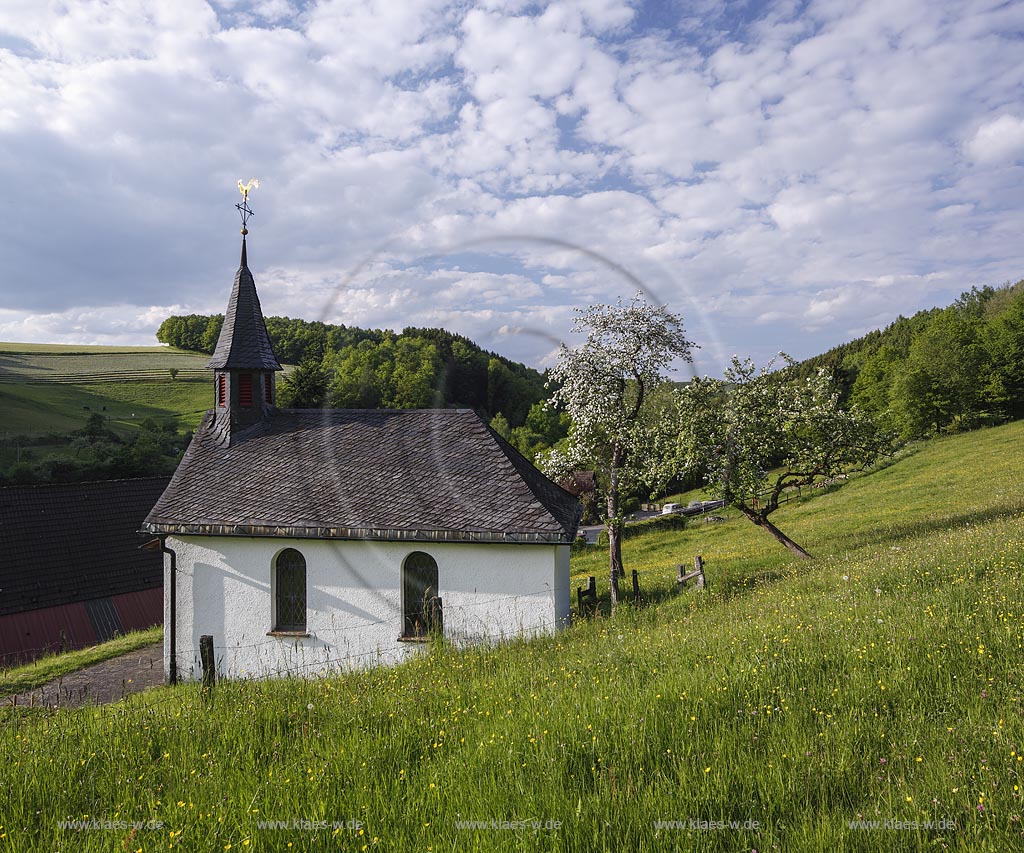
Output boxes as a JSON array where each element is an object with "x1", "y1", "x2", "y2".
[{"x1": 206, "y1": 237, "x2": 281, "y2": 371}]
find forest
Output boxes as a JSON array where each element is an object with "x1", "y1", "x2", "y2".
[
  {"x1": 155, "y1": 314, "x2": 569, "y2": 458},
  {"x1": 154, "y1": 279, "x2": 1024, "y2": 460},
  {"x1": 787, "y1": 279, "x2": 1024, "y2": 439}
]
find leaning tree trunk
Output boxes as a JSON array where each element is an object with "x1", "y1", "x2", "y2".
[{"x1": 739, "y1": 505, "x2": 812, "y2": 559}]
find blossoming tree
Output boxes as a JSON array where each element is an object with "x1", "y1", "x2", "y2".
[
  {"x1": 673, "y1": 356, "x2": 887, "y2": 558},
  {"x1": 543, "y1": 291, "x2": 694, "y2": 611}
]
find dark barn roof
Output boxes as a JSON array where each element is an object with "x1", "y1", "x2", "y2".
[
  {"x1": 0, "y1": 477, "x2": 168, "y2": 616},
  {"x1": 144, "y1": 409, "x2": 582, "y2": 544},
  {"x1": 206, "y1": 238, "x2": 281, "y2": 371}
]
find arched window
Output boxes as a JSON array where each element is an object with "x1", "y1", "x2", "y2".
[
  {"x1": 401, "y1": 552, "x2": 439, "y2": 640},
  {"x1": 274, "y1": 548, "x2": 306, "y2": 632}
]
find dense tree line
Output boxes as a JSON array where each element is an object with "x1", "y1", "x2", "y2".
[
  {"x1": 156, "y1": 314, "x2": 561, "y2": 455},
  {"x1": 788, "y1": 280, "x2": 1024, "y2": 440}
]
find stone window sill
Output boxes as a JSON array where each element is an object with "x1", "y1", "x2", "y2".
[
  {"x1": 267, "y1": 630, "x2": 310, "y2": 638},
  {"x1": 397, "y1": 635, "x2": 431, "y2": 643}
]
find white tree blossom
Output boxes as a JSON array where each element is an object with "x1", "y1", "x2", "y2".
[
  {"x1": 543, "y1": 291, "x2": 694, "y2": 610},
  {"x1": 673, "y1": 355, "x2": 887, "y2": 558}
]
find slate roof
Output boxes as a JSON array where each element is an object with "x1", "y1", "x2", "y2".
[
  {"x1": 0, "y1": 478, "x2": 168, "y2": 616},
  {"x1": 143, "y1": 409, "x2": 582, "y2": 544},
  {"x1": 206, "y1": 238, "x2": 282, "y2": 371}
]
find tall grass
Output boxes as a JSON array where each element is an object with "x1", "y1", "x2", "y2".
[{"x1": 1, "y1": 423, "x2": 1023, "y2": 851}]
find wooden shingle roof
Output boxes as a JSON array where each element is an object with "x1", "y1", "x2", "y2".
[{"x1": 143, "y1": 409, "x2": 582, "y2": 544}]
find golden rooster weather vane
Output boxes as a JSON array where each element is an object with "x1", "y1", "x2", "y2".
[{"x1": 236, "y1": 178, "x2": 259, "y2": 234}]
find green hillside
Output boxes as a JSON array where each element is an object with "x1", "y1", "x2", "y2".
[
  {"x1": 0, "y1": 342, "x2": 213, "y2": 435},
  {"x1": 2, "y1": 422, "x2": 1021, "y2": 851}
]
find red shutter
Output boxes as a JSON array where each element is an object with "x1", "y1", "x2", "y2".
[
  {"x1": 264, "y1": 375, "x2": 273, "y2": 405},
  {"x1": 217, "y1": 374, "x2": 226, "y2": 407},
  {"x1": 239, "y1": 373, "x2": 253, "y2": 407}
]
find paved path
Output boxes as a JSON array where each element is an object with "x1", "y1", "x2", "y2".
[{"x1": 7, "y1": 642, "x2": 164, "y2": 709}]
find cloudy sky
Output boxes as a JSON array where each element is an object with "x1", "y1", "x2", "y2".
[{"x1": 0, "y1": 0, "x2": 1022, "y2": 374}]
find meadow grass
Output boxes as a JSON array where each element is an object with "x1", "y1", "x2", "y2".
[
  {"x1": 0, "y1": 343, "x2": 213, "y2": 435},
  {"x1": 0, "y1": 344, "x2": 295, "y2": 436},
  {"x1": 0, "y1": 379, "x2": 212, "y2": 437},
  {"x1": 0, "y1": 627, "x2": 163, "y2": 696},
  {"x1": 1, "y1": 423, "x2": 1023, "y2": 851}
]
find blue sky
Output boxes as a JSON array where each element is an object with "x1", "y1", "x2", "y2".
[{"x1": 0, "y1": 0, "x2": 1022, "y2": 375}]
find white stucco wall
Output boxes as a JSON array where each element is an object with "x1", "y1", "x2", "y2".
[{"x1": 164, "y1": 536, "x2": 570, "y2": 681}]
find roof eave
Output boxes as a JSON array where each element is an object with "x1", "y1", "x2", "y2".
[{"x1": 140, "y1": 520, "x2": 572, "y2": 545}]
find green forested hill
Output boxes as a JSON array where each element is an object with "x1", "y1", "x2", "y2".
[
  {"x1": 789, "y1": 280, "x2": 1024, "y2": 438},
  {"x1": 156, "y1": 314, "x2": 550, "y2": 427}
]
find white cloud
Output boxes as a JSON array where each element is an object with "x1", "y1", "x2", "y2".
[
  {"x1": 0, "y1": 0, "x2": 1022, "y2": 374},
  {"x1": 967, "y1": 114, "x2": 1024, "y2": 165}
]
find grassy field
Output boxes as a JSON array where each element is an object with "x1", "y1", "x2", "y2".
[
  {"x1": 0, "y1": 343, "x2": 193, "y2": 354},
  {"x1": 1, "y1": 423, "x2": 1022, "y2": 851},
  {"x1": 0, "y1": 342, "x2": 214, "y2": 436}
]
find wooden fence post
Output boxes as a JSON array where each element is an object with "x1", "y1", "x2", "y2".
[
  {"x1": 576, "y1": 576, "x2": 598, "y2": 617},
  {"x1": 631, "y1": 569, "x2": 641, "y2": 602},
  {"x1": 677, "y1": 555, "x2": 706, "y2": 590},
  {"x1": 200, "y1": 635, "x2": 215, "y2": 689},
  {"x1": 693, "y1": 555, "x2": 706, "y2": 590},
  {"x1": 427, "y1": 596, "x2": 443, "y2": 636}
]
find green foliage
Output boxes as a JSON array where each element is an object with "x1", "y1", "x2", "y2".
[
  {"x1": 156, "y1": 314, "x2": 223, "y2": 353},
  {"x1": 325, "y1": 336, "x2": 441, "y2": 409},
  {"x1": 488, "y1": 412, "x2": 511, "y2": 440},
  {"x1": 504, "y1": 402, "x2": 569, "y2": 462},
  {"x1": 277, "y1": 358, "x2": 329, "y2": 408},
  {"x1": 156, "y1": 314, "x2": 551, "y2": 433},
  {"x1": 796, "y1": 279, "x2": 1024, "y2": 440},
  {"x1": 0, "y1": 414, "x2": 188, "y2": 485}
]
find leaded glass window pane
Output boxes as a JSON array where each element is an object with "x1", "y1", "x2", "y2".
[{"x1": 275, "y1": 548, "x2": 306, "y2": 631}]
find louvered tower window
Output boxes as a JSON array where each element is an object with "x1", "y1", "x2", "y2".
[
  {"x1": 239, "y1": 373, "x2": 253, "y2": 407},
  {"x1": 274, "y1": 549, "x2": 307, "y2": 632},
  {"x1": 217, "y1": 374, "x2": 227, "y2": 407}
]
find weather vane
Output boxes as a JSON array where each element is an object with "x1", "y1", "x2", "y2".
[{"x1": 236, "y1": 178, "x2": 259, "y2": 235}]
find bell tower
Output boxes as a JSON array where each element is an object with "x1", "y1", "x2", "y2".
[{"x1": 206, "y1": 180, "x2": 282, "y2": 444}]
